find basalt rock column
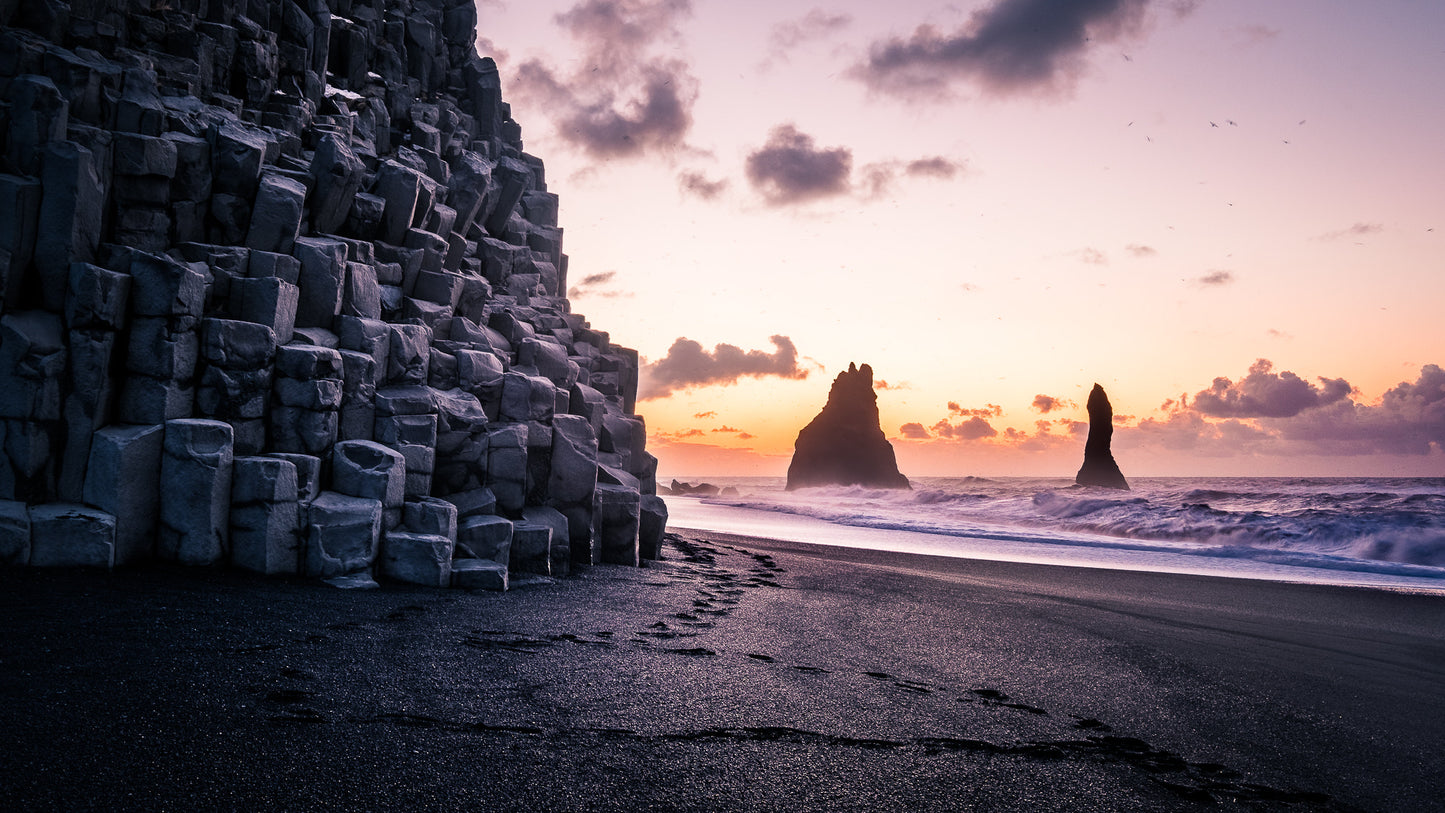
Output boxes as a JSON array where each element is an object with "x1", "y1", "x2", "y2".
[
  {"x1": 1075, "y1": 384, "x2": 1130, "y2": 490},
  {"x1": 786, "y1": 363, "x2": 910, "y2": 491}
]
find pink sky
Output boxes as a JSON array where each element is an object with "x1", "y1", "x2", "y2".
[{"x1": 477, "y1": 0, "x2": 1445, "y2": 477}]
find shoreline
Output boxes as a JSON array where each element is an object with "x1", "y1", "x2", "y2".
[{"x1": 3, "y1": 530, "x2": 1443, "y2": 811}]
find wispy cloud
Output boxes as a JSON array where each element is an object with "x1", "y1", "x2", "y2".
[
  {"x1": 1317, "y1": 222, "x2": 1384, "y2": 242},
  {"x1": 640, "y1": 334, "x2": 809, "y2": 399},
  {"x1": 1125, "y1": 243, "x2": 1157, "y2": 258},
  {"x1": 567, "y1": 270, "x2": 632, "y2": 299},
  {"x1": 677, "y1": 170, "x2": 729, "y2": 200},
  {"x1": 1191, "y1": 270, "x2": 1234, "y2": 287},
  {"x1": 761, "y1": 9, "x2": 853, "y2": 70}
]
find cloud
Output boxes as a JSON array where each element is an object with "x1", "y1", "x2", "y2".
[
  {"x1": 898, "y1": 422, "x2": 931, "y2": 439},
  {"x1": 640, "y1": 334, "x2": 809, "y2": 399},
  {"x1": 1032, "y1": 394, "x2": 1075, "y2": 413},
  {"x1": 1317, "y1": 222, "x2": 1384, "y2": 242},
  {"x1": 693, "y1": 411, "x2": 717, "y2": 419},
  {"x1": 860, "y1": 157, "x2": 967, "y2": 196},
  {"x1": 1192, "y1": 270, "x2": 1234, "y2": 287},
  {"x1": 511, "y1": 0, "x2": 698, "y2": 160},
  {"x1": 677, "y1": 170, "x2": 728, "y2": 200},
  {"x1": 874, "y1": 379, "x2": 908, "y2": 391},
  {"x1": 567, "y1": 270, "x2": 632, "y2": 299},
  {"x1": 1265, "y1": 365, "x2": 1445, "y2": 455},
  {"x1": 762, "y1": 9, "x2": 853, "y2": 68},
  {"x1": 851, "y1": 0, "x2": 1150, "y2": 100},
  {"x1": 1229, "y1": 24, "x2": 1281, "y2": 49},
  {"x1": 1125, "y1": 243, "x2": 1157, "y2": 258},
  {"x1": 712, "y1": 425, "x2": 743, "y2": 433},
  {"x1": 932, "y1": 416, "x2": 999, "y2": 440},
  {"x1": 745, "y1": 125, "x2": 854, "y2": 205},
  {"x1": 1077, "y1": 247, "x2": 1108, "y2": 265},
  {"x1": 1190, "y1": 359, "x2": 1354, "y2": 419},
  {"x1": 949, "y1": 402, "x2": 1002, "y2": 418}
]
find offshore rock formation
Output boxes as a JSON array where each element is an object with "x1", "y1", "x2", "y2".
[
  {"x1": 0, "y1": 0, "x2": 667, "y2": 587},
  {"x1": 1075, "y1": 384, "x2": 1129, "y2": 490},
  {"x1": 786, "y1": 363, "x2": 910, "y2": 491}
]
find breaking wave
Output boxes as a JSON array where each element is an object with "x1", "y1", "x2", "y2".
[{"x1": 677, "y1": 476, "x2": 1445, "y2": 579}]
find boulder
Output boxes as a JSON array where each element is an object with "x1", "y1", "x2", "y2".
[
  {"x1": 380, "y1": 530, "x2": 453, "y2": 587},
  {"x1": 303, "y1": 492, "x2": 382, "y2": 578}
]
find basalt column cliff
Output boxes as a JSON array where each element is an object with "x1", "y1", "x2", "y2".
[
  {"x1": 0, "y1": 0, "x2": 666, "y2": 588},
  {"x1": 786, "y1": 363, "x2": 910, "y2": 491}
]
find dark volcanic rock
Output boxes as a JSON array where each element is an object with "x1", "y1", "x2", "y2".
[
  {"x1": 1075, "y1": 384, "x2": 1129, "y2": 490},
  {"x1": 786, "y1": 363, "x2": 909, "y2": 491}
]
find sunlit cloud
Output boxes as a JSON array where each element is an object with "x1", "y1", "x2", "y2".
[
  {"x1": 640, "y1": 334, "x2": 809, "y2": 399},
  {"x1": 1188, "y1": 359, "x2": 1353, "y2": 419},
  {"x1": 1032, "y1": 394, "x2": 1075, "y2": 413}
]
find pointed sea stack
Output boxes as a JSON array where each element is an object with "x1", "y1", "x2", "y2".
[
  {"x1": 786, "y1": 363, "x2": 910, "y2": 491},
  {"x1": 1075, "y1": 384, "x2": 1130, "y2": 490}
]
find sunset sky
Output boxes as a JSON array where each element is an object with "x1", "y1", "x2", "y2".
[{"x1": 476, "y1": 0, "x2": 1445, "y2": 478}]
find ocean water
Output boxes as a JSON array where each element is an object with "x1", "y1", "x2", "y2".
[{"x1": 662, "y1": 477, "x2": 1445, "y2": 593}]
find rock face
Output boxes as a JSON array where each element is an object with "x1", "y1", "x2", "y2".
[
  {"x1": 0, "y1": 0, "x2": 666, "y2": 586},
  {"x1": 786, "y1": 363, "x2": 910, "y2": 491},
  {"x1": 1075, "y1": 384, "x2": 1129, "y2": 490}
]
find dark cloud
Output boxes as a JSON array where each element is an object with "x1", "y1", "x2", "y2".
[
  {"x1": 932, "y1": 416, "x2": 999, "y2": 440},
  {"x1": 567, "y1": 270, "x2": 631, "y2": 299},
  {"x1": 898, "y1": 422, "x2": 931, "y2": 439},
  {"x1": 1126, "y1": 243, "x2": 1157, "y2": 258},
  {"x1": 511, "y1": 0, "x2": 698, "y2": 160},
  {"x1": 1032, "y1": 394, "x2": 1075, "y2": 414},
  {"x1": 1190, "y1": 359, "x2": 1354, "y2": 419},
  {"x1": 640, "y1": 334, "x2": 809, "y2": 399},
  {"x1": 763, "y1": 9, "x2": 853, "y2": 67},
  {"x1": 1193, "y1": 270, "x2": 1234, "y2": 287},
  {"x1": 677, "y1": 170, "x2": 728, "y2": 200},
  {"x1": 746, "y1": 125, "x2": 853, "y2": 205},
  {"x1": 851, "y1": 0, "x2": 1150, "y2": 99},
  {"x1": 1318, "y1": 222, "x2": 1384, "y2": 242}
]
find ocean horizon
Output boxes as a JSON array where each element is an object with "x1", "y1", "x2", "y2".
[{"x1": 661, "y1": 475, "x2": 1445, "y2": 593}]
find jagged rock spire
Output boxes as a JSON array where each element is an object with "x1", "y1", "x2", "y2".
[
  {"x1": 1075, "y1": 384, "x2": 1129, "y2": 490},
  {"x1": 786, "y1": 363, "x2": 910, "y2": 491}
]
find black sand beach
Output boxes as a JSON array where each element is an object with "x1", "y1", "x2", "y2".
[{"x1": 3, "y1": 531, "x2": 1443, "y2": 812}]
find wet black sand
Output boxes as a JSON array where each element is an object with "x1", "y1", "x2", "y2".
[{"x1": 3, "y1": 530, "x2": 1443, "y2": 812}]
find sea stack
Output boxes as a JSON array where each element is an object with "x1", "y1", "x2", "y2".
[
  {"x1": 786, "y1": 363, "x2": 910, "y2": 491},
  {"x1": 1075, "y1": 384, "x2": 1130, "y2": 490}
]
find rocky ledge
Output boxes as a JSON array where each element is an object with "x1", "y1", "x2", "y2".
[
  {"x1": 786, "y1": 362, "x2": 910, "y2": 491},
  {"x1": 0, "y1": 0, "x2": 666, "y2": 589}
]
